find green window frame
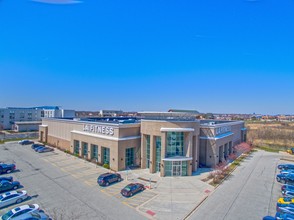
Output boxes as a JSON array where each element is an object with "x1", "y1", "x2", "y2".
[
  {"x1": 166, "y1": 132, "x2": 184, "y2": 157},
  {"x1": 82, "y1": 142, "x2": 88, "y2": 157},
  {"x1": 74, "y1": 140, "x2": 80, "y2": 154},
  {"x1": 155, "y1": 136, "x2": 161, "y2": 172},
  {"x1": 146, "y1": 135, "x2": 150, "y2": 168},
  {"x1": 102, "y1": 147, "x2": 110, "y2": 165},
  {"x1": 125, "y1": 147, "x2": 134, "y2": 167},
  {"x1": 91, "y1": 144, "x2": 98, "y2": 160}
]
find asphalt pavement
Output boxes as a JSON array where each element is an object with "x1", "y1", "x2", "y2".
[
  {"x1": 0, "y1": 142, "x2": 147, "y2": 220},
  {"x1": 188, "y1": 150, "x2": 281, "y2": 220}
]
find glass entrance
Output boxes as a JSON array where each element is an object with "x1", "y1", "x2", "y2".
[
  {"x1": 172, "y1": 161, "x2": 182, "y2": 176},
  {"x1": 164, "y1": 160, "x2": 188, "y2": 176}
]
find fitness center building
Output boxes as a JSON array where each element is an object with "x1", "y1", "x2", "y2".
[{"x1": 39, "y1": 117, "x2": 246, "y2": 177}]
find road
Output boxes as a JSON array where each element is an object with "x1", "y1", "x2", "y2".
[
  {"x1": 189, "y1": 150, "x2": 281, "y2": 220},
  {"x1": 0, "y1": 142, "x2": 147, "y2": 220}
]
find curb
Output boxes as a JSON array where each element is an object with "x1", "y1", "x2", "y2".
[{"x1": 183, "y1": 195, "x2": 208, "y2": 220}]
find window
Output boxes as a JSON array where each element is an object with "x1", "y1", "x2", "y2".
[
  {"x1": 146, "y1": 135, "x2": 150, "y2": 168},
  {"x1": 91, "y1": 144, "x2": 98, "y2": 160},
  {"x1": 73, "y1": 140, "x2": 80, "y2": 154},
  {"x1": 102, "y1": 147, "x2": 110, "y2": 165},
  {"x1": 82, "y1": 142, "x2": 88, "y2": 156},
  {"x1": 166, "y1": 132, "x2": 184, "y2": 157},
  {"x1": 125, "y1": 147, "x2": 134, "y2": 167},
  {"x1": 155, "y1": 136, "x2": 161, "y2": 172}
]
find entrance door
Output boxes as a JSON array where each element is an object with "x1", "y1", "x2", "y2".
[{"x1": 172, "y1": 161, "x2": 182, "y2": 176}]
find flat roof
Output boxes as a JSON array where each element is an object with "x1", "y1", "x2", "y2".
[{"x1": 15, "y1": 121, "x2": 42, "y2": 125}]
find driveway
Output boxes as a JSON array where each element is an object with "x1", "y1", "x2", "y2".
[{"x1": 188, "y1": 150, "x2": 281, "y2": 220}]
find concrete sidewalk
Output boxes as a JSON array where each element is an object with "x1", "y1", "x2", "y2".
[{"x1": 41, "y1": 147, "x2": 215, "y2": 220}]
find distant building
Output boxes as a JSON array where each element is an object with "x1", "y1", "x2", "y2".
[
  {"x1": 0, "y1": 106, "x2": 75, "y2": 130},
  {"x1": 168, "y1": 109, "x2": 200, "y2": 115},
  {"x1": 14, "y1": 121, "x2": 42, "y2": 132},
  {"x1": 99, "y1": 110, "x2": 123, "y2": 117}
]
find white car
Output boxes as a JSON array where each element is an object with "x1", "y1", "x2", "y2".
[
  {"x1": 0, "y1": 190, "x2": 28, "y2": 209},
  {"x1": 0, "y1": 204, "x2": 39, "y2": 220},
  {"x1": 12, "y1": 210, "x2": 50, "y2": 220}
]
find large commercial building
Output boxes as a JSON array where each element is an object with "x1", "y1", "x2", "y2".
[
  {"x1": 39, "y1": 116, "x2": 246, "y2": 177},
  {"x1": 0, "y1": 106, "x2": 75, "y2": 130}
]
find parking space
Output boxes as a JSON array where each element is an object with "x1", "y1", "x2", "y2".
[
  {"x1": 0, "y1": 142, "x2": 147, "y2": 220},
  {"x1": 41, "y1": 151, "x2": 160, "y2": 211}
]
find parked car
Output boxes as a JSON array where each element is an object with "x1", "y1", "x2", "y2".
[
  {"x1": 0, "y1": 204, "x2": 40, "y2": 220},
  {"x1": 278, "y1": 197, "x2": 294, "y2": 205},
  {"x1": 276, "y1": 212, "x2": 294, "y2": 220},
  {"x1": 0, "y1": 164, "x2": 16, "y2": 175},
  {"x1": 0, "y1": 180, "x2": 20, "y2": 193},
  {"x1": 31, "y1": 144, "x2": 45, "y2": 150},
  {"x1": 277, "y1": 173, "x2": 294, "y2": 184},
  {"x1": 282, "y1": 185, "x2": 294, "y2": 192},
  {"x1": 120, "y1": 183, "x2": 145, "y2": 197},
  {"x1": 0, "y1": 190, "x2": 28, "y2": 209},
  {"x1": 12, "y1": 210, "x2": 50, "y2": 220},
  {"x1": 34, "y1": 146, "x2": 47, "y2": 152},
  {"x1": 36, "y1": 147, "x2": 54, "y2": 153},
  {"x1": 281, "y1": 170, "x2": 294, "y2": 175},
  {"x1": 277, "y1": 204, "x2": 294, "y2": 215},
  {"x1": 278, "y1": 164, "x2": 294, "y2": 170},
  {"x1": 18, "y1": 140, "x2": 34, "y2": 145},
  {"x1": 283, "y1": 191, "x2": 294, "y2": 198},
  {"x1": 0, "y1": 177, "x2": 13, "y2": 183},
  {"x1": 97, "y1": 173, "x2": 122, "y2": 186},
  {"x1": 262, "y1": 216, "x2": 275, "y2": 220}
]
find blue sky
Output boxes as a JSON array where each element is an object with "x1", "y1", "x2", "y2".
[{"x1": 0, "y1": 0, "x2": 293, "y2": 114}]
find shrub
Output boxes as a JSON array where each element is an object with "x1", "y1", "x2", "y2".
[{"x1": 103, "y1": 163, "x2": 110, "y2": 169}]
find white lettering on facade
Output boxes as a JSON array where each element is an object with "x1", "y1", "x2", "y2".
[
  {"x1": 83, "y1": 124, "x2": 114, "y2": 136},
  {"x1": 215, "y1": 126, "x2": 231, "y2": 135}
]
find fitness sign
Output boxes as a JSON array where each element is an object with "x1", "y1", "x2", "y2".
[{"x1": 83, "y1": 124, "x2": 114, "y2": 136}]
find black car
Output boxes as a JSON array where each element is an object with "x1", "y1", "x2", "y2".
[
  {"x1": 0, "y1": 163, "x2": 16, "y2": 174},
  {"x1": 18, "y1": 140, "x2": 34, "y2": 145},
  {"x1": 31, "y1": 143, "x2": 45, "y2": 150},
  {"x1": 277, "y1": 173, "x2": 294, "y2": 184},
  {"x1": 120, "y1": 183, "x2": 145, "y2": 197},
  {"x1": 278, "y1": 164, "x2": 294, "y2": 170},
  {"x1": 0, "y1": 176, "x2": 13, "y2": 183},
  {"x1": 36, "y1": 147, "x2": 54, "y2": 153},
  {"x1": 34, "y1": 146, "x2": 47, "y2": 152},
  {"x1": 97, "y1": 173, "x2": 122, "y2": 186},
  {"x1": 0, "y1": 180, "x2": 20, "y2": 193}
]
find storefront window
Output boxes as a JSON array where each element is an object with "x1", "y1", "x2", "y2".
[
  {"x1": 182, "y1": 161, "x2": 187, "y2": 176},
  {"x1": 155, "y1": 136, "x2": 161, "y2": 172},
  {"x1": 146, "y1": 135, "x2": 150, "y2": 168},
  {"x1": 125, "y1": 147, "x2": 134, "y2": 167},
  {"x1": 164, "y1": 160, "x2": 188, "y2": 176},
  {"x1": 166, "y1": 132, "x2": 184, "y2": 157},
  {"x1": 164, "y1": 161, "x2": 172, "y2": 176},
  {"x1": 82, "y1": 142, "x2": 88, "y2": 157},
  {"x1": 102, "y1": 147, "x2": 110, "y2": 165},
  {"x1": 74, "y1": 140, "x2": 79, "y2": 154},
  {"x1": 91, "y1": 144, "x2": 98, "y2": 160}
]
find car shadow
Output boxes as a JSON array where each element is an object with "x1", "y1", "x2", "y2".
[{"x1": 29, "y1": 194, "x2": 39, "y2": 199}]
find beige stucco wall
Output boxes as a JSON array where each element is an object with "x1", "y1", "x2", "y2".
[
  {"x1": 199, "y1": 121, "x2": 245, "y2": 167},
  {"x1": 41, "y1": 118, "x2": 141, "y2": 171},
  {"x1": 141, "y1": 120, "x2": 200, "y2": 176}
]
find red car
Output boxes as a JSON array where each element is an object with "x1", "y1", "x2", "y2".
[{"x1": 120, "y1": 183, "x2": 145, "y2": 197}]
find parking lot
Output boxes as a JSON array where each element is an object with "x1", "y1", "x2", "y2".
[
  {"x1": 1, "y1": 141, "x2": 288, "y2": 220},
  {"x1": 0, "y1": 142, "x2": 147, "y2": 220}
]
